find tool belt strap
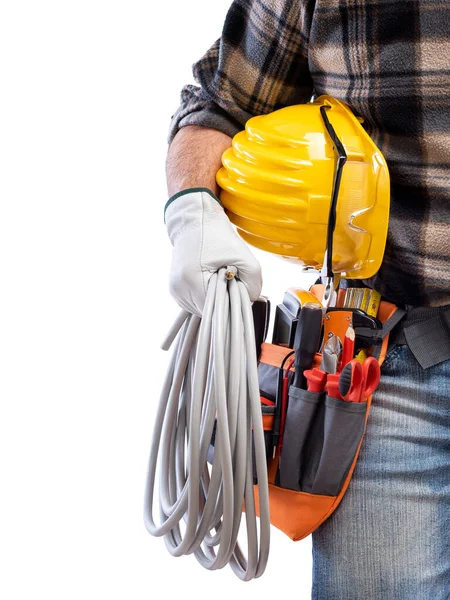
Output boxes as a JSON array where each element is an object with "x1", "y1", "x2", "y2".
[
  {"x1": 371, "y1": 307, "x2": 406, "y2": 363},
  {"x1": 387, "y1": 305, "x2": 450, "y2": 369}
]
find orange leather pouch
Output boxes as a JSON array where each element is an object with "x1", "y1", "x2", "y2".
[{"x1": 254, "y1": 292, "x2": 399, "y2": 541}]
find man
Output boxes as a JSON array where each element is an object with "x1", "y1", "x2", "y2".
[{"x1": 164, "y1": 1, "x2": 450, "y2": 597}]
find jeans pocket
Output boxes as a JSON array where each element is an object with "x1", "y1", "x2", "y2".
[
  {"x1": 278, "y1": 386, "x2": 325, "y2": 491},
  {"x1": 311, "y1": 395, "x2": 367, "y2": 496}
]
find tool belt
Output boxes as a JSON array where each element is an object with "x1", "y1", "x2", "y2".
[{"x1": 253, "y1": 285, "x2": 403, "y2": 542}]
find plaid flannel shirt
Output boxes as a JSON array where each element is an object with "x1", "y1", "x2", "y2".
[{"x1": 168, "y1": 0, "x2": 450, "y2": 308}]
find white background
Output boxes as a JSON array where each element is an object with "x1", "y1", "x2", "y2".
[{"x1": 1, "y1": 2, "x2": 316, "y2": 598}]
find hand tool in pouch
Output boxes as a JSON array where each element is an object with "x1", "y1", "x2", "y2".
[
  {"x1": 320, "y1": 334, "x2": 342, "y2": 376},
  {"x1": 304, "y1": 368, "x2": 327, "y2": 392},
  {"x1": 322, "y1": 310, "x2": 353, "y2": 354},
  {"x1": 326, "y1": 307, "x2": 382, "y2": 352},
  {"x1": 292, "y1": 303, "x2": 324, "y2": 389},
  {"x1": 339, "y1": 357, "x2": 381, "y2": 402},
  {"x1": 272, "y1": 288, "x2": 322, "y2": 348},
  {"x1": 322, "y1": 334, "x2": 344, "y2": 398}
]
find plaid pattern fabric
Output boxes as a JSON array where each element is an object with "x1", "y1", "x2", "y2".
[{"x1": 168, "y1": 0, "x2": 450, "y2": 308}]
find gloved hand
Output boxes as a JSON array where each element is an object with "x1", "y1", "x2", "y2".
[{"x1": 165, "y1": 188, "x2": 262, "y2": 316}]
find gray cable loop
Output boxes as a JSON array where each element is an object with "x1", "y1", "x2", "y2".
[{"x1": 143, "y1": 267, "x2": 270, "y2": 580}]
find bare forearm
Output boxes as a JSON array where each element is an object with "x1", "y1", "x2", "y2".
[{"x1": 166, "y1": 125, "x2": 232, "y2": 197}]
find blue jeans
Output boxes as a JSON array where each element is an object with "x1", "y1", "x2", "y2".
[{"x1": 312, "y1": 343, "x2": 450, "y2": 599}]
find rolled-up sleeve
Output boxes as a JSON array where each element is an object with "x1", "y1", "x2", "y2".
[{"x1": 168, "y1": 0, "x2": 314, "y2": 143}]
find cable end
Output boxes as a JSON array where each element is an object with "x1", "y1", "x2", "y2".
[{"x1": 225, "y1": 265, "x2": 238, "y2": 280}]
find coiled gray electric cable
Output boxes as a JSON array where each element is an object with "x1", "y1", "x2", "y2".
[{"x1": 144, "y1": 267, "x2": 270, "y2": 580}]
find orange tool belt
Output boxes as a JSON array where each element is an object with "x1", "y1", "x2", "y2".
[{"x1": 253, "y1": 285, "x2": 403, "y2": 541}]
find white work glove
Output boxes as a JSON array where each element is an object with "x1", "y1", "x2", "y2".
[{"x1": 165, "y1": 188, "x2": 262, "y2": 316}]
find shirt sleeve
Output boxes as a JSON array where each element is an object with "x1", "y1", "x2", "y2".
[{"x1": 168, "y1": 0, "x2": 314, "y2": 143}]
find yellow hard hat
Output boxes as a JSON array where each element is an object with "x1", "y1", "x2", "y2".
[{"x1": 216, "y1": 95, "x2": 390, "y2": 280}]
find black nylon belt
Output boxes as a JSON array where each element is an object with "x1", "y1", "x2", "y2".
[{"x1": 388, "y1": 305, "x2": 450, "y2": 369}]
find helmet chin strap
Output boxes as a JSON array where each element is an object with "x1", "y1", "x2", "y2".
[{"x1": 319, "y1": 105, "x2": 347, "y2": 309}]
